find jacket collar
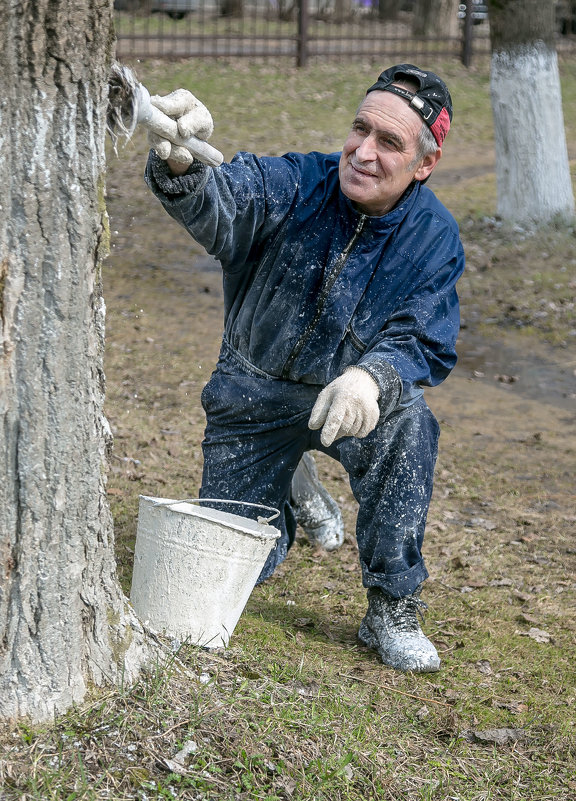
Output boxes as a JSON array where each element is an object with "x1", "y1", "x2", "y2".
[{"x1": 340, "y1": 180, "x2": 421, "y2": 233}]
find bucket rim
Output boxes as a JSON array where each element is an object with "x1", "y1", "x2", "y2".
[{"x1": 139, "y1": 495, "x2": 281, "y2": 540}]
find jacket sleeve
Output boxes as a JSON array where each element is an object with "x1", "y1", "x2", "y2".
[
  {"x1": 144, "y1": 150, "x2": 300, "y2": 273},
  {"x1": 357, "y1": 238, "x2": 465, "y2": 406}
]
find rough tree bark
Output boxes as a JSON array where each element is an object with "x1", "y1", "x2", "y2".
[
  {"x1": 378, "y1": 0, "x2": 399, "y2": 21},
  {"x1": 333, "y1": 0, "x2": 354, "y2": 23},
  {"x1": 220, "y1": 0, "x2": 244, "y2": 17},
  {"x1": 412, "y1": 0, "x2": 460, "y2": 38},
  {"x1": 488, "y1": 0, "x2": 575, "y2": 226},
  {"x1": 0, "y1": 0, "x2": 150, "y2": 722}
]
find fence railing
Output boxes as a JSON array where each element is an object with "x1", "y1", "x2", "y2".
[
  {"x1": 114, "y1": 0, "x2": 491, "y2": 65},
  {"x1": 114, "y1": 0, "x2": 576, "y2": 66}
]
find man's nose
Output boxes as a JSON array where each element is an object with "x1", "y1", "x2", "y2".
[{"x1": 355, "y1": 133, "x2": 377, "y2": 161}]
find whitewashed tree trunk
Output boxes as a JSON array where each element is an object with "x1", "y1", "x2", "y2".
[
  {"x1": 488, "y1": 0, "x2": 575, "y2": 227},
  {"x1": 0, "y1": 0, "x2": 150, "y2": 722}
]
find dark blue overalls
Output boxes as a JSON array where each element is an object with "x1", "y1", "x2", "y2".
[
  {"x1": 145, "y1": 149, "x2": 464, "y2": 598},
  {"x1": 200, "y1": 340, "x2": 439, "y2": 596}
]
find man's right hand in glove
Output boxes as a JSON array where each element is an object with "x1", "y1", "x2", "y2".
[{"x1": 149, "y1": 88, "x2": 214, "y2": 174}]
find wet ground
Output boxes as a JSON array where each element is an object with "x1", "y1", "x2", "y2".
[{"x1": 455, "y1": 328, "x2": 576, "y2": 412}]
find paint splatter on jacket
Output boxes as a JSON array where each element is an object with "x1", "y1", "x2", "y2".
[{"x1": 145, "y1": 150, "x2": 465, "y2": 408}]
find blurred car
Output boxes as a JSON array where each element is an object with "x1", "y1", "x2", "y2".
[
  {"x1": 457, "y1": 0, "x2": 488, "y2": 24},
  {"x1": 114, "y1": 0, "x2": 198, "y2": 17},
  {"x1": 150, "y1": 0, "x2": 199, "y2": 18}
]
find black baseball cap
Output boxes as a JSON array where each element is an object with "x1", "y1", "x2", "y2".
[{"x1": 366, "y1": 64, "x2": 453, "y2": 147}]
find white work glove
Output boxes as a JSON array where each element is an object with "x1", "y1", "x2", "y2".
[
  {"x1": 308, "y1": 367, "x2": 381, "y2": 448},
  {"x1": 148, "y1": 88, "x2": 214, "y2": 166}
]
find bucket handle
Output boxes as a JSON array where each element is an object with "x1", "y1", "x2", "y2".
[{"x1": 150, "y1": 497, "x2": 281, "y2": 525}]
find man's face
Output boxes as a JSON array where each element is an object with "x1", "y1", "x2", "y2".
[{"x1": 339, "y1": 90, "x2": 440, "y2": 216}]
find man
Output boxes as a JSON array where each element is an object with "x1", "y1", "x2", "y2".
[{"x1": 144, "y1": 64, "x2": 465, "y2": 673}]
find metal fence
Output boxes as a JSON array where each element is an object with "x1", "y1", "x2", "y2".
[
  {"x1": 114, "y1": 0, "x2": 576, "y2": 66},
  {"x1": 113, "y1": 0, "x2": 490, "y2": 65}
]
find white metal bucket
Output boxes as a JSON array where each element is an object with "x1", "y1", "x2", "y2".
[{"x1": 130, "y1": 496, "x2": 281, "y2": 648}]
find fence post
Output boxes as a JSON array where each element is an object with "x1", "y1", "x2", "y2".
[
  {"x1": 461, "y1": 0, "x2": 474, "y2": 67},
  {"x1": 297, "y1": 0, "x2": 309, "y2": 67}
]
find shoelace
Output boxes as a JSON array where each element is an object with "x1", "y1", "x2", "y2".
[{"x1": 375, "y1": 591, "x2": 429, "y2": 633}]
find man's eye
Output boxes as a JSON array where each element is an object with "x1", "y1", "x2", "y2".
[{"x1": 353, "y1": 122, "x2": 368, "y2": 133}]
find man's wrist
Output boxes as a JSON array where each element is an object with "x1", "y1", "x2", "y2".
[
  {"x1": 355, "y1": 361, "x2": 402, "y2": 417},
  {"x1": 146, "y1": 150, "x2": 210, "y2": 197},
  {"x1": 166, "y1": 158, "x2": 191, "y2": 176}
]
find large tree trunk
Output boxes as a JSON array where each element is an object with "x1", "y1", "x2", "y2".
[
  {"x1": 412, "y1": 0, "x2": 459, "y2": 38},
  {"x1": 333, "y1": 0, "x2": 354, "y2": 23},
  {"x1": 220, "y1": 0, "x2": 244, "y2": 17},
  {"x1": 0, "y1": 0, "x2": 149, "y2": 722},
  {"x1": 488, "y1": 0, "x2": 575, "y2": 226},
  {"x1": 378, "y1": 0, "x2": 399, "y2": 21}
]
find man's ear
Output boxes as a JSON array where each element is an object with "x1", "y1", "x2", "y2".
[{"x1": 414, "y1": 149, "x2": 442, "y2": 182}]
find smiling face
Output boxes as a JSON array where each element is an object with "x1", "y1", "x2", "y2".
[{"x1": 339, "y1": 89, "x2": 441, "y2": 216}]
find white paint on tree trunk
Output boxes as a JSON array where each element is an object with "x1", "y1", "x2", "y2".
[
  {"x1": 0, "y1": 5, "x2": 152, "y2": 722},
  {"x1": 491, "y1": 44, "x2": 575, "y2": 227}
]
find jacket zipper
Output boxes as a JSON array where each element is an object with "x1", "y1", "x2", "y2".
[{"x1": 280, "y1": 214, "x2": 366, "y2": 379}]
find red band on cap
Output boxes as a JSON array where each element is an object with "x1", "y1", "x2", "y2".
[{"x1": 430, "y1": 107, "x2": 450, "y2": 146}]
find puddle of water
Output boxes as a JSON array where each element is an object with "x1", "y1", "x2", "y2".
[{"x1": 456, "y1": 330, "x2": 576, "y2": 413}]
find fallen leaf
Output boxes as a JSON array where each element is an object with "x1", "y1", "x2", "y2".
[
  {"x1": 515, "y1": 613, "x2": 540, "y2": 625},
  {"x1": 292, "y1": 680, "x2": 320, "y2": 698},
  {"x1": 278, "y1": 777, "x2": 297, "y2": 797},
  {"x1": 490, "y1": 578, "x2": 514, "y2": 587},
  {"x1": 466, "y1": 727, "x2": 526, "y2": 745},
  {"x1": 469, "y1": 517, "x2": 497, "y2": 530},
  {"x1": 172, "y1": 740, "x2": 198, "y2": 766},
  {"x1": 516, "y1": 627, "x2": 553, "y2": 644},
  {"x1": 343, "y1": 764, "x2": 354, "y2": 780},
  {"x1": 157, "y1": 757, "x2": 188, "y2": 775},
  {"x1": 512, "y1": 589, "x2": 533, "y2": 602},
  {"x1": 496, "y1": 701, "x2": 528, "y2": 714}
]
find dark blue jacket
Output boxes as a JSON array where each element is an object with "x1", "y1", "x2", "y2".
[{"x1": 145, "y1": 150, "x2": 465, "y2": 407}]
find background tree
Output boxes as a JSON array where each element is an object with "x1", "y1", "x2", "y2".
[
  {"x1": 276, "y1": 0, "x2": 296, "y2": 22},
  {"x1": 333, "y1": 0, "x2": 354, "y2": 23},
  {"x1": 0, "y1": 0, "x2": 149, "y2": 722},
  {"x1": 488, "y1": 0, "x2": 575, "y2": 226},
  {"x1": 378, "y1": 0, "x2": 399, "y2": 21},
  {"x1": 412, "y1": 0, "x2": 459, "y2": 38},
  {"x1": 220, "y1": 0, "x2": 244, "y2": 17}
]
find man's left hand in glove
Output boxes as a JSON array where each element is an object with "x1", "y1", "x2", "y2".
[{"x1": 308, "y1": 366, "x2": 383, "y2": 448}]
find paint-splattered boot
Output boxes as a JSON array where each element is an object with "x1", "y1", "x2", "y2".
[
  {"x1": 290, "y1": 452, "x2": 344, "y2": 551},
  {"x1": 358, "y1": 586, "x2": 440, "y2": 673}
]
